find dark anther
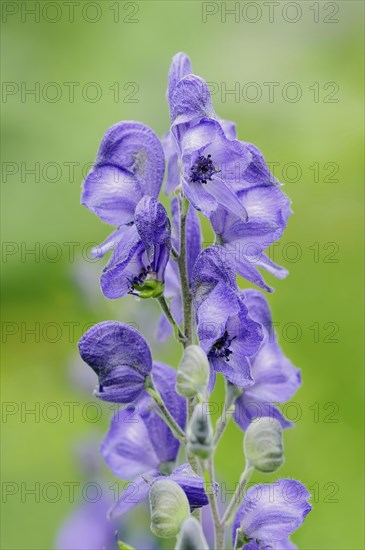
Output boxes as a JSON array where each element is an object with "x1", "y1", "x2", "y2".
[{"x1": 190, "y1": 154, "x2": 220, "y2": 184}]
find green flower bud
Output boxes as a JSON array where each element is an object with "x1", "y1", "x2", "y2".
[
  {"x1": 133, "y1": 279, "x2": 164, "y2": 299},
  {"x1": 175, "y1": 517, "x2": 209, "y2": 550},
  {"x1": 117, "y1": 542, "x2": 135, "y2": 550},
  {"x1": 176, "y1": 345, "x2": 210, "y2": 399},
  {"x1": 244, "y1": 417, "x2": 284, "y2": 473},
  {"x1": 149, "y1": 479, "x2": 190, "y2": 539},
  {"x1": 186, "y1": 403, "x2": 213, "y2": 459}
]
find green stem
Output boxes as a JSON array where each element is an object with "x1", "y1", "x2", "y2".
[
  {"x1": 145, "y1": 378, "x2": 186, "y2": 443},
  {"x1": 157, "y1": 295, "x2": 186, "y2": 345},
  {"x1": 221, "y1": 464, "x2": 254, "y2": 527},
  {"x1": 186, "y1": 396, "x2": 200, "y2": 473},
  {"x1": 175, "y1": 194, "x2": 201, "y2": 473},
  {"x1": 214, "y1": 383, "x2": 243, "y2": 447},
  {"x1": 177, "y1": 196, "x2": 193, "y2": 348},
  {"x1": 203, "y1": 457, "x2": 225, "y2": 550}
]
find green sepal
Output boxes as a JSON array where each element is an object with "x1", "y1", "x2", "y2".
[
  {"x1": 118, "y1": 541, "x2": 135, "y2": 550},
  {"x1": 133, "y1": 279, "x2": 164, "y2": 299}
]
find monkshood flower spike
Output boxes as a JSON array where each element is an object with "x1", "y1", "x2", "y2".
[{"x1": 73, "y1": 52, "x2": 312, "y2": 550}]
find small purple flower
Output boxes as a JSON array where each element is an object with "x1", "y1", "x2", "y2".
[
  {"x1": 232, "y1": 479, "x2": 311, "y2": 549},
  {"x1": 101, "y1": 362, "x2": 210, "y2": 518},
  {"x1": 193, "y1": 247, "x2": 263, "y2": 388},
  {"x1": 78, "y1": 321, "x2": 152, "y2": 404},
  {"x1": 233, "y1": 290, "x2": 301, "y2": 430},
  {"x1": 100, "y1": 196, "x2": 171, "y2": 299}
]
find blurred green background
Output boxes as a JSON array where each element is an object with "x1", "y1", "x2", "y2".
[{"x1": 1, "y1": 1, "x2": 364, "y2": 548}]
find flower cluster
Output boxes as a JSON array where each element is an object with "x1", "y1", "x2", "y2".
[{"x1": 75, "y1": 52, "x2": 311, "y2": 550}]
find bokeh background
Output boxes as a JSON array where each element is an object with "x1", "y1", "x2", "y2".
[{"x1": 1, "y1": 1, "x2": 364, "y2": 549}]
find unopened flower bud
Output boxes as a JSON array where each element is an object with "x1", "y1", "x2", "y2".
[
  {"x1": 176, "y1": 345, "x2": 210, "y2": 399},
  {"x1": 149, "y1": 479, "x2": 190, "y2": 539},
  {"x1": 187, "y1": 403, "x2": 213, "y2": 459},
  {"x1": 244, "y1": 417, "x2": 284, "y2": 473},
  {"x1": 175, "y1": 517, "x2": 209, "y2": 550}
]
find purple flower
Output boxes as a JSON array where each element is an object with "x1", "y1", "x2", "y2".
[
  {"x1": 157, "y1": 197, "x2": 202, "y2": 340},
  {"x1": 232, "y1": 479, "x2": 311, "y2": 549},
  {"x1": 78, "y1": 321, "x2": 152, "y2": 404},
  {"x1": 101, "y1": 362, "x2": 210, "y2": 518},
  {"x1": 164, "y1": 52, "x2": 292, "y2": 290},
  {"x1": 81, "y1": 122, "x2": 168, "y2": 299},
  {"x1": 210, "y1": 144, "x2": 291, "y2": 292},
  {"x1": 193, "y1": 247, "x2": 263, "y2": 389},
  {"x1": 164, "y1": 52, "x2": 242, "y2": 200},
  {"x1": 233, "y1": 290, "x2": 301, "y2": 430},
  {"x1": 99, "y1": 196, "x2": 171, "y2": 299}
]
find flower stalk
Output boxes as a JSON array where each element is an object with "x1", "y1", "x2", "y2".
[
  {"x1": 145, "y1": 377, "x2": 186, "y2": 442},
  {"x1": 157, "y1": 295, "x2": 186, "y2": 344},
  {"x1": 177, "y1": 195, "x2": 193, "y2": 348}
]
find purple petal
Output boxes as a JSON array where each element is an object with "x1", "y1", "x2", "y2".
[
  {"x1": 168, "y1": 464, "x2": 211, "y2": 509},
  {"x1": 226, "y1": 301, "x2": 263, "y2": 357},
  {"x1": 134, "y1": 197, "x2": 171, "y2": 276},
  {"x1": 108, "y1": 475, "x2": 152, "y2": 519},
  {"x1": 78, "y1": 322, "x2": 152, "y2": 404},
  {"x1": 91, "y1": 224, "x2": 137, "y2": 261},
  {"x1": 235, "y1": 256, "x2": 274, "y2": 293},
  {"x1": 135, "y1": 197, "x2": 171, "y2": 249},
  {"x1": 157, "y1": 313, "x2": 173, "y2": 341},
  {"x1": 234, "y1": 398, "x2": 293, "y2": 431},
  {"x1": 239, "y1": 142, "x2": 280, "y2": 188},
  {"x1": 101, "y1": 363, "x2": 184, "y2": 481},
  {"x1": 95, "y1": 121, "x2": 165, "y2": 198},
  {"x1": 233, "y1": 479, "x2": 311, "y2": 543},
  {"x1": 241, "y1": 289, "x2": 273, "y2": 331},
  {"x1": 182, "y1": 175, "x2": 217, "y2": 217},
  {"x1": 197, "y1": 282, "x2": 241, "y2": 350},
  {"x1": 254, "y1": 253, "x2": 289, "y2": 280},
  {"x1": 162, "y1": 131, "x2": 181, "y2": 195},
  {"x1": 210, "y1": 354, "x2": 253, "y2": 388},
  {"x1": 219, "y1": 118, "x2": 237, "y2": 139},
  {"x1": 167, "y1": 52, "x2": 192, "y2": 110},
  {"x1": 100, "y1": 241, "x2": 145, "y2": 299},
  {"x1": 82, "y1": 164, "x2": 142, "y2": 226},
  {"x1": 170, "y1": 75, "x2": 214, "y2": 129},
  {"x1": 55, "y1": 496, "x2": 116, "y2": 550},
  {"x1": 211, "y1": 183, "x2": 291, "y2": 254},
  {"x1": 203, "y1": 175, "x2": 249, "y2": 220},
  {"x1": 245, "y1": 341, "x2": 302, "y2": 404},
  {"x1": 101, "y1": 406, "x2": 161, "y2": 479},
  {"x1": 192, "y1": 246, "x2": 237, "y2": 311}
]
